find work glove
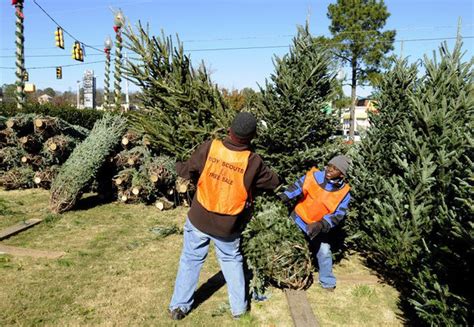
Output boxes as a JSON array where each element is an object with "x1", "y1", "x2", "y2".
[
  {"x1": 277, "y1": 192, "x2": 290, "y2": 204},
  {"x1": 306, "y1": 221, "x2": 323, "y2": 240}
]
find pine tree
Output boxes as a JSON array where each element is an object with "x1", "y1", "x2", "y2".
[
  {"x1": 123, "y1": 23, "x2": 233, "y2": 160},
  {"x1": 50, "y1": 114, "x2": 127, "y2": 213},
  {"x1": 348, "y1": 43, "x2": 473, "y2": 325},
  {"x1": 242, "y1": 200, "x2": 313, "y2": 295},
  {"x1": 253, "y1": 24, "x2": 339, "y2": 183}
]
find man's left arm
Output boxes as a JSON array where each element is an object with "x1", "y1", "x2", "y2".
[{"x1": 320, "y1": 192, "x2": 351, "y2": 233}]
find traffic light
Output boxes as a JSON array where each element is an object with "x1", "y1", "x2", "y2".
[
  {"x1": 55, "y1": 27, "x2": 64, "y2": 49},
  {"x1": 72, "y1": 41, "x2": 84, "y2": 62},
  {"x1": 23, "y1": 70, "x2": 29, "y2": 81},
  {"x1": 56, "y1": 66, "x2": 62, "y2": 79}
]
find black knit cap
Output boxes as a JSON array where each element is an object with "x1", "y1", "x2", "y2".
[{"x1": 230, "y1": 112, "x2": 257, "y2": 139}]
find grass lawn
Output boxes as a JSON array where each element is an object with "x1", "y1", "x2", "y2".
[{"x1": 0, "y1": 189, "x2": 403, "y2": 326}]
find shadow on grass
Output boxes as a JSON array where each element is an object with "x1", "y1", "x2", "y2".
[
  {"x1": 74, "y1": 193, "x2": 115, "y2": 212},
  {"x1": 192, "y1": 271, "x2": 226, "y2": 310}
]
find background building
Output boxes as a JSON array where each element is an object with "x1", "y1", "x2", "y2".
[{"x1": 341, "y1": 98, "x2": 378, "y2": 140}]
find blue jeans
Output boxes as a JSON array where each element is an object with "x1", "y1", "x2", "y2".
[
  {"x1": 294, "y1": 216, "x2": 336, "y2": 288},
  {"x1": 316, "y1": 242, "x2": 336, "y2": 288},
  {"x1": 169, "y1": 218, "x2": 247, "y2": 316}
]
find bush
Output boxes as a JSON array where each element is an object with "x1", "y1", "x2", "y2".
[{"x1": 0, "y1": 103, "x2": 104, "y2": 130}]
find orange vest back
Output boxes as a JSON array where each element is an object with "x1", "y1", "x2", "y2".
[
  {"x1": 295, "y1": 167, "x2": 350, "y2": 224},
  {"x1": 197, "y1": 140, "x2": 251, "y2": 215}
]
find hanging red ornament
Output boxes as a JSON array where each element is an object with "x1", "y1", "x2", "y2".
[
  {"x1": 113, "y1": 25, "x2": 120, "y2": 33},
  {"x1": 12, "y1": 0, "x2": 18, "y2": 5}
]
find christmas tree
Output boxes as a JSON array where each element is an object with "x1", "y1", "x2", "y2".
[
  {"x1": 253, "y1": 23, "x2": 340, "y2": 183},
  {"x1": 50, "y1": 114, "x2": 127, "y2": 213},
  {"x1": 348, "y1": 42, "x2": 473, "y2": 325},
  {"x1": 123, "y1": 23, "x2": 233, "y2": 160},
  {"x1": 242, "y1": 200, "x2": 313, "y2": 295}
]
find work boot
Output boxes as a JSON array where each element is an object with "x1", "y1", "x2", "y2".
[{"x1": 169, "y1": 308, "x2": 186, "y2": 320}]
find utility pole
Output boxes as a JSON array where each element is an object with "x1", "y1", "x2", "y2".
[
  {"x1": 400, "y1": 40, "x2": 404, "y2": 58},
  {"x1": 12, "y1": 0, "x2": 25, "y2": 110}
]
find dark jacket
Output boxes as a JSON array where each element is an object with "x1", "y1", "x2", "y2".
[{"x1": 176, "y1": 137, "x2": 280, "y2": 238}]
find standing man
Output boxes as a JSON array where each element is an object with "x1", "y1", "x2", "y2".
[
  {"x1": 169, "y1": 112, "x2": 280, "y2": 320},
  {"x1": 279, "y1": 155, "x2": 351, "y2": 291}
]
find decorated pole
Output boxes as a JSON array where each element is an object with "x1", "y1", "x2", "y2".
[
  {"x1": 103, "y1": 36, "x2": 113, "y2": 110},
  {"x1": 113, "y1": 10, "x2": 124, "y2": 111},
  {"x1": 13, "y1": 0, "x2": 26, "y2": 110}
]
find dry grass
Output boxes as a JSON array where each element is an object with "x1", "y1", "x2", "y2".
[{"x1": 0, "y1": 189, "x2": 403, "y2": 326}]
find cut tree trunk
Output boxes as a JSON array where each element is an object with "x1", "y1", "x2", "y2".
[
  {"x1": 6, "y1": 115, "x2": 34, "y2": 136},
  {"x1": 121, "y1": 131, "x2": 141, "y2": 148},
  {"x1": 33, "y1": 166, "x2": 59, "y2": 189},
  {"x1": 176, "y1": 176, "x2": 194, "y2": 193},
  {"x1": 19, "y1": 135, "x2": 42, "y2": 153},
  {"x1": 155, "y1": 197, "x2": 174, "y2": 210},
  {"x1": 20, "y1": 154, "x2": 44, "y2": 169},
  {"x1": 34, "y1": 117, "x2": 60, "y2": 138}
]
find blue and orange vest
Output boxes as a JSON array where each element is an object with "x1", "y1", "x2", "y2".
[{"x1": 295, "y1": 167, "x2": 350, "y2": 224}]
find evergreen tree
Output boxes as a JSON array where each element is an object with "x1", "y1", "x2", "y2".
[
  {"x1": 242, "y1": 200, "x2": 313, "y2": 295},
  {"x1": 123, "y1": 23, "x2": 233, "y2": 160},
  {"x1": 50, "y1": 114, "x2": 127, "y2": 213},
  {"x1": 348, "y1": 43, "x2": 473, "y2": 325},
  {"x1": 254, "y1": 24, "x2": 339, "y2": 183},
  {"x1": 326, "y1": 0, "x2": 396, "y2": 139}
]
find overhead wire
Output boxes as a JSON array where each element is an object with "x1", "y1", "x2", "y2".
[
  {"x1": 0, "y1": 35, "x2": 472, "y2": 69},
  {"x1": 32, "y1": 0, "x2": 104, "y2": 54},
  {"x1": 1, "y1": 23, "x2": 473, "y2": 51}
]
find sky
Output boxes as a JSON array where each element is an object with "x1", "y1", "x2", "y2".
[{"x1": 0, "y1": 0, "x2": 473, "y2": 98}]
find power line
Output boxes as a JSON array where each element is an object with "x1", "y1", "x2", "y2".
[
  {"x1": 2, "y1": 35, "x2": 472, "y2": 59},
  {"x1": 0, "y1": 36, "x2": 472, "y2": 69},
  {"x1": 0, "y1": 60, "x2": 106, "y2": 70},
  {"x1": 1, "y1": 24, "x2": 473, "y2": 51},
  {"x1": 32, "y1": 0, "x2": 104, "y2": 54},
  {"x1": 183, "y1": 35, "x2": 474, "y2": 52},
  {"x1": 0, "y1": 53, "x2": 108, "y2": 58}
]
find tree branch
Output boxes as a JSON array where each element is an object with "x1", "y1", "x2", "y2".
[{"x1": 331, "y1": 51, "x2": 351, "y2": 63}]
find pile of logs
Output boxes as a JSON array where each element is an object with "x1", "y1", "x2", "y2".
[
  {"x1": 1, "y1": 115, "x2": 194, "y2": 212},
  {"x1": 111, "y1": 131, "x2": 181, "y2": 210},
  {"x1": 0, "y1": 114, "x2": 88, "y2": 190}
]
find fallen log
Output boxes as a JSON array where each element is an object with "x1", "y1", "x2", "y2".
[{"x1": 155, "y1": 196, "x2": 174, "y2": 211}]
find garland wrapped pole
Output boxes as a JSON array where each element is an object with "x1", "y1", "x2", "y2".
[
  {"x1": 12, "y1": 0, "x2": 25, "y2": 110},
  {"x1": 103, "y1": 36, "x2": 113, "y2": 110},
  {"x1": 49, "y1": 114, "x2": 127, "y2": 213},
  {"x1": 242, "y1": 201, "x2": 313, "y2": 295},
  {"x1": 113, "y1": 10, "x2": 124, "y2": 111}
]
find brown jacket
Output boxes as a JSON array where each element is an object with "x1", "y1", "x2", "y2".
[{"x1": 176, "y1": 137, "x2": 280, "y2": 238}]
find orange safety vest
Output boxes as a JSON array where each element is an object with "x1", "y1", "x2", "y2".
[
  {"x1": 197, "y1": 140, "x2": 251, "y2": 215},
  {"x1": 295, "y1": 167, "x2": 350, "y2": 224}
]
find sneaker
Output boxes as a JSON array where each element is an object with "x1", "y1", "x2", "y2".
[
  {"x1": 232, "y1": 311, "x2": 247, "y2": 320},
  {"x1": 323, "y1": 286, "x2": 336, "y2": 292},
  {"x1": 169, "y1": 308, "x2": 186, "y2": 320}
]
